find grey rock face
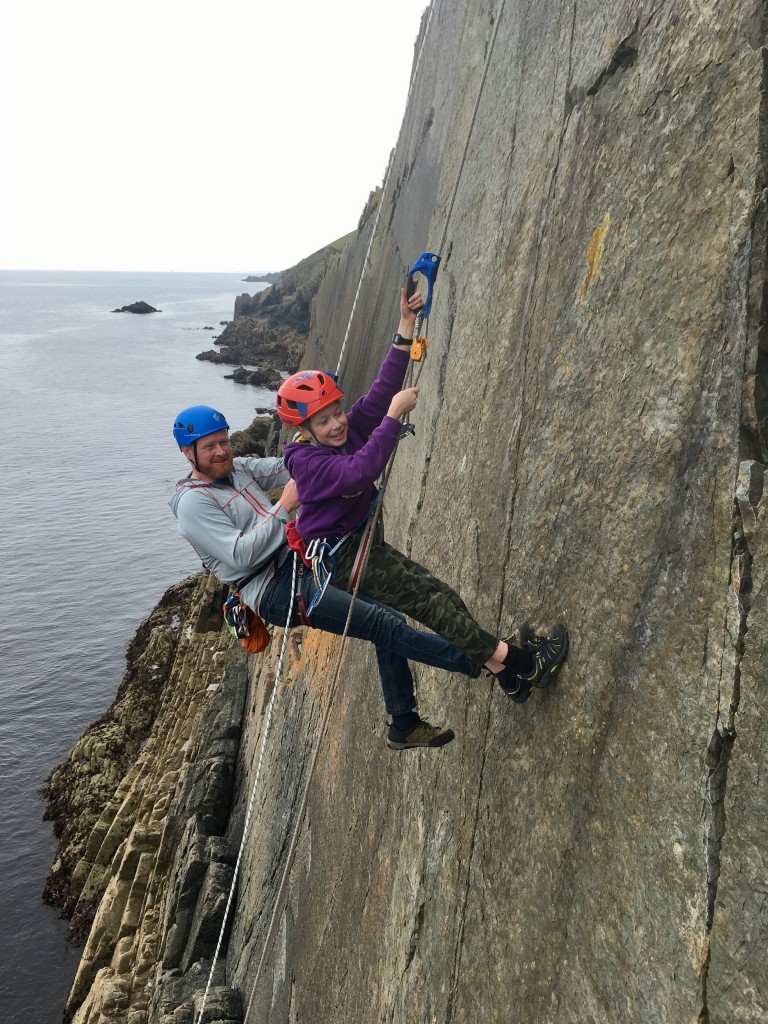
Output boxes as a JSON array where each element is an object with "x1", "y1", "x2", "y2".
[
  {"x1": 224, "y1": 1, "x2": 768, "y2": 1023},
  {"x1": 59, "y1": 1, "x2": 768, "y2": 1022}
]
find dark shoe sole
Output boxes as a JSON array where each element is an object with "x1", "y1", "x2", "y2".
[{"x1": 387, "y1": 729, "x2": 455, "y2": 750}]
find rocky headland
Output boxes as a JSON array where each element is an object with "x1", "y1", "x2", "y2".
[
  {"x1": 196, "y1": 229, "x2": 357, "y2": 375},
  {"x1": 242, "y1": 273, "x2": 280, "y2": 284},
  {"x1": 44, "y1": 1, "x2": 768, "y2": 1022}
]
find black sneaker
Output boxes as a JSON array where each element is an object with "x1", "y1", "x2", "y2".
[
  {"x1": 386, "y1": 719, "x2": 455, "y2": 750},
  {"x1": 494, "y1": 623, "x2": 533, "y2": 702},
  {"x1": 518, "y1": 624, "x2": 569, "y2": 689},
  {"x1": 497, "y1": 669, "x2": 532, "y2": 703}
]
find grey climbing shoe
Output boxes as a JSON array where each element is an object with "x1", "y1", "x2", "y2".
[{"x1": 386, "y1": 719, "x2": 455, "y2": 750}]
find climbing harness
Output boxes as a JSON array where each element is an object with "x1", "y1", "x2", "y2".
[{"x1": 194, "y1": 0, "x2": 510, "y2": 1019}]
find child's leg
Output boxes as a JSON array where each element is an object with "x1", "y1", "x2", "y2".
[
  {"x1": 257, "y1": 555, "x2": 482, "y2": 717},
  {"x1": 335, "y1": 539, "x2": 498, "y2": 666}
]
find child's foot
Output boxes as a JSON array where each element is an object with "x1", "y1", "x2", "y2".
[
  {"x1": 519, "y1": 624, "x2": 569, "y2": 688},
  {"x1": 493, "y1": 623, "x2": 533, "y2": 701},
  {"x1": 496, "y1": 669, "x2": 532, "y2": 703},
  {"x1": 386, "y1": 718, "x2": 455, "y2": 750}
]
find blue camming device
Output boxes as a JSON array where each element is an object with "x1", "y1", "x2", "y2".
[{"x1": 406, "y1": 251, "x2": 441, "y2": 362}]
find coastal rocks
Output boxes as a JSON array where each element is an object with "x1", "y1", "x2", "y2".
[
  {"x1": 223, "y1": 366, "x2": 283, "y2": 389},
  {"x1": 195, "y1": 322, "x2": 304, "y2": 374},
  {"x1": 242, "y1": 272, "x2": 280, "y2": 284},
  {"x1": 42, "y1": 576, "x2": 200, "y2": 928},
  {"x1": 47, "y1": 571, "x2": 243, "y2": 1023},
  {"x1": 111, "y1": 301, "x2": 160, "y2": 314},
  {"x1": 229, "y1": 416, "x2": 274, "y2": 458}
]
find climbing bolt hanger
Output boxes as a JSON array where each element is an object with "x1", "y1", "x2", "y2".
[{"x1": 406, "y1": 251, "x2": 441, "y2": 362}]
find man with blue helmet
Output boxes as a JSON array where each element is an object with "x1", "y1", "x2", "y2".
[{"x1": 170, "y1": 404, "x2": 299, "y2": 612}]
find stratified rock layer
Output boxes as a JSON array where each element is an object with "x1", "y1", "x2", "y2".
[{"x1": 56, "y1": 1, "x2": 768, "y2": 1022}]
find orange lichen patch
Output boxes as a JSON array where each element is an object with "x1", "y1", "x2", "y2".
[
  {"x1": 294, "y1": 629, "x2": 345, "y2": 697},
  {"x1": 577, "y1": 213, "x2": 611, "y2": 308}
]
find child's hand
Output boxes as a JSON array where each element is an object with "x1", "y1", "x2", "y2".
[
  {"x1": 388, "y1": 387, "x2": 420, "y2": 420},
  {"x1": 399, "y1": 286, "x2": 424, "y2": 327}
]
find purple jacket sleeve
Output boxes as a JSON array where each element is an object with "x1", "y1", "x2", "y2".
[
  {"x1": 285, "y1": 416, "x2": 402, "y2": 503},
  {"x1": 346, "y1": 346, "x2": 411, "y2": 440}
]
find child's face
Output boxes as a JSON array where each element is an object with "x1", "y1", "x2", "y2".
[{"x1": 306, "y1": 401, "x2": 348, "y2": 447}]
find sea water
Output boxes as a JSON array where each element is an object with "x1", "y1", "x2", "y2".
[{"x1": 0, "y1": 269, "x2": 275, "y2": 1022}]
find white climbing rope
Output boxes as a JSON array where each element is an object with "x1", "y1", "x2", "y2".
[
  {"x1": 194, "y1": 554, "x2": 298, "y2": 1024},
  {"x1": 334, "y1": 0, "x2": 437, "y2": 378},
  {"x1": 238, "y1": 0, "x2": 510, "y2": 1013},
  {"x1": 242, "y1": 474, "x2": 391, "y2": 1023},
  {"x1": 198, "y1": 0, "x2": 510, "y2": 1017}
]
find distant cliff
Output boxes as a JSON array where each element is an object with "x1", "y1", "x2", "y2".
[
  {"x1": 196, "y1": 228, "x2": 358, "y2": 374},
  {"x1": 51, "y1": 0, "x2": 768, "y2": 1022}
]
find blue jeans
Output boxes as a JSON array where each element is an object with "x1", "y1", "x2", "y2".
[{"x1": 258, "y1": 553, "x2": 483, "y2": 716}]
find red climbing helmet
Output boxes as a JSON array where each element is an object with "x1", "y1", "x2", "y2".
[{"x1": 276, "y1": 370, "x2": 344, "y2": 427}]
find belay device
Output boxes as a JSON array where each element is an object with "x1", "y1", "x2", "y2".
[{"x1": 406, "y1": 251, "x2": 441, "y2": 362}]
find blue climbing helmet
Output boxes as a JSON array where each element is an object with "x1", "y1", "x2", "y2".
[{"x1": 173, "y1": 405, "x2": 230, "y2": 448}]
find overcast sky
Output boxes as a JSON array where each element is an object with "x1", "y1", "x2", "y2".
[{"x1": 0, "y1": 1, "x2": 428, "y2": 273}]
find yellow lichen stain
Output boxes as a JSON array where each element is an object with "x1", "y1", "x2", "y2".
[
  {"x1": 577, "y1": 212, "x2": 611, "y2": 308},
  {"x1": 685, "y1": 901, "x2": 709, "y2": 975}
]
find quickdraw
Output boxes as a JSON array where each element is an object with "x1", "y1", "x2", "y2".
[{"x1": 305, "y1": 534, "x2": 351, "y2": 615}]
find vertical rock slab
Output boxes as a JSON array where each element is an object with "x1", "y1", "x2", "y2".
[{"x1": 226, "y1": 1, "x2": 768, "y2": 1023}]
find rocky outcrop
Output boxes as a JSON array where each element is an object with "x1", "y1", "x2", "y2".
[
  {"x1": 43, "y1": 577, "x2": 201, "y2": 932},
  {"x1": 47, "y1": 572, "x2": 238, "y2": 1022},
  {"x1": 197, "y1": 230, "x2": 356, "y2": 373},
  {"x1": 51, "y1": 1, "x2": 768, "y2": 1022},
  {"x1": 111, "y1": 302, "x2": 160, "y2": 314},
  {"x1": 223, "y1": 366, "x2": 283, "y2": 390},
  {"x1": 229, "y1": 416, "x2": 275, "y2": 458}
]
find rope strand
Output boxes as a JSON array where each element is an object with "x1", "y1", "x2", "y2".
[
  {"x1": 194, "y1": 555, "x2": 298, "y2": 1024},
  {"x1": 196, "y1": 0, "x2": 509, "y2": 1017},
  {"x1": 335, "y1": 1, "x2": 437, "y2": 378}
]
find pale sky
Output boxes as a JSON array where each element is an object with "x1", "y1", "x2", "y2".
[{"x1": 0, "y1": 1, "x2": 428, "y2": 273}]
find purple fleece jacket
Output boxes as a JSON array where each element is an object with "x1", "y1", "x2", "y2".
[{"x1": 283, "y1": 346, "x2": 411, "y2": 541}]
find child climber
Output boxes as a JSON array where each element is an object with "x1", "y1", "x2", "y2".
[{"x1": 276, "y1": 286, "x2": 569, "y2": 747}]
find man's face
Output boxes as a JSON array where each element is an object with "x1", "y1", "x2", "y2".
[{"x1": 183, "y1": 428, "x2": 234, "y2": 480}]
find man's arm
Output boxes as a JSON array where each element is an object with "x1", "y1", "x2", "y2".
[{"x1": 177, "y1": 489, "x2": 290, "y2": 579}]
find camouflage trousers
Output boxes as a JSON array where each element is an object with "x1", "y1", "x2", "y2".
[{"x1": 333, "y1": 536, "x2": 498, "y2": 666}]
